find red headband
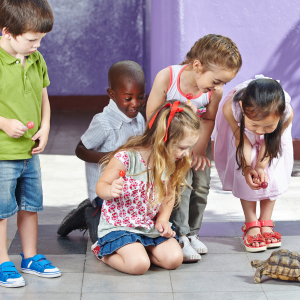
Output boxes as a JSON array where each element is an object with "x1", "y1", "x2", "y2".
[{"x1": 149, "y1": 101, "x2": 184, "y2": 142}]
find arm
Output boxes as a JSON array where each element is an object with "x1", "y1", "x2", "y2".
[
  {"x1": 222, "y1": 94, "x2": 260, "y2": 189},
  {"x1": 191, "y1": 90, "x2": 222, "y2": 171},
  {"x1": 155, "y1": 186, "x2": 176, "y2": 238},
  {"x1": 31, "y1": 87, "x2": 51, "y2": 154},
  {"x1": 75, "y1": 140, "x2": 110, "y2": 163},
  {"x1": 255, "y1": 108, "x2": 294, "y2": 182},
  {"x1": 95, "y1": 157, "x2": 126, "y2": 200},
  {"x1": 146, "y1": 68, "x2": 170, "y2": 120}
]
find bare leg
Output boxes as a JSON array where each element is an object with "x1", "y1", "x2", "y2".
[
  {"x1": 17, "y1": 211, "x2": 38, "y2": 259},
  {"x1": 240, "y1": 199, "x2": 265, "y2": 247},
  {"x1": 101, "y1": 242, "x2": 151, "y2": 275},
  {"x1": 0, "y1": 219, "x2": 10, "y2": 264},
  {"x1": 146, "y1": 238, "x2": 183, "y2": 269},
  {"x1": 259, "y1": 199, "x2": 278, "y2": 243}
]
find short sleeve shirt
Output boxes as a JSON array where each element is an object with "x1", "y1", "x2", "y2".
[
  {"x1": 0, "y1": 43, "x2": 50, "y2": 160},
  {"x1": 81, "y1": 99, "x2": 145, "y2": 201}
]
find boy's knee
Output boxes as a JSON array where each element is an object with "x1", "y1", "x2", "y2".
[{"x1": 127, "y1": 256, "x2": 150, "y2": 275}]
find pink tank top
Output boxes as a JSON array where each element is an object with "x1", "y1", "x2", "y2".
[{"x1": 166, "y1": 65, "x2": 212, "y2": 110}]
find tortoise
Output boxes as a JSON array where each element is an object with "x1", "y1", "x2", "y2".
[{"x1": 251, "y1": 249, "x2": 300, "y2": 283}]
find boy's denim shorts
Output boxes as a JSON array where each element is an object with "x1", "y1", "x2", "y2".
[{"x1": 0, "y1": 155, "x2": 43, "y2": 219}]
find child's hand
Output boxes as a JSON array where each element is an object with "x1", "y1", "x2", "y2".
[
  {"x1": 255, "y1": 167, "x2": 268, "y2": 187},
  {"x1": 185, "y1": 101, "x2": 197, "y2": 114},
  {"x1": 191, "y1": 147, "x2": 211, "y2": 171},
  {"x1": 155, "y1": 221, "x2": 176, "y2": 238},
  {"x1": 110, "y1": 178, "x2": 124, "y2": 198},
  {"x1": 243, "y1": 166, "x2": 261, "y2": 190},
  {"x1": 31, "y1": 126, "x2": 50, "y2": 154},
  {"x1": 1, "y1": 118, "x2": 27, "y2": 138}
]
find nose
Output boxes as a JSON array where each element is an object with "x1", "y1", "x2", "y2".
[
  {"x1": 34, "y1": 39, "x2": 41, "y2": 48},
  {"x1": 256, "y1": 128, "x2": 265, "y2": 135},
  {"x1": 214, "y1": 83, "x2": 224, "y2": 92},
  {"x1": 131, "y1": 98, "x2": 140, "y2": 107}
]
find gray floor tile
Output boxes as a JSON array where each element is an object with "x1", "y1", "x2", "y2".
[
  {"x1": 82, "y1": 271, "x2": 172, "y2": 293},
  {"x1": 170, "y1": 271, "x2": 263, "y2": 292},
  {"x1": 174, "y1": 253, "x2": 253, "y2": 273},
  {"x1": 81, "y1": 293, "x2": 174, "y2": 300},
  {"x1": 8, "y1": 225, "x2": 88, "y2": 255},
  {"x1": 173, "y1": 292, "x2": 268, "y2": 300},
  {"x1": 198, "y1": 222, "x2": 238, "y2": 237},
  {"x1": 265, "y1": 291, "x2": 300, "y2": 299},
  {"x1": 199, "y1": 237, "x2": 245, "y2": 253},
  {"x1": 0, "y1": 294, "x2": 81, "y2": 300},
  {"x1": 0, "y1": 273, "x2": 83, "y2": 294},
  {"x1": 7, "y1": 254, "x2": 85, "y2": 273}
]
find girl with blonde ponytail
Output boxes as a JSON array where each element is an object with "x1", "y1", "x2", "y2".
[{"x1": 94, "y1": 100, "x2": 200, "y2": 275}]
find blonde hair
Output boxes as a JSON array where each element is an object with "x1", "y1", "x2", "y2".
[
  {"x1": 181, "y1": 34, "x2": 242, "y2": 74},
  {"x1": 101, "y1": 100, "x2": 200, "y2": 207}
]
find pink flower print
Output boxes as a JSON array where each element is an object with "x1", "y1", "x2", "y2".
[
  {"x1": 125, "y1": 200, "x2": 132, "y2": 207},
  {"x1": 108, "y1": 204, "x2": 116, "y2": 213},
  {"x1": 134, "y1": 217, "x2": 141, "y2": 224},
  {"x1": 114, "y1": 220, "x2": 122, "y2": 226},
  {"x1": 127, "y1": 206, "x2": 135, "y2": 215},
  {"x1": 130, "y1": 182, "x2": 138, "y2": 190},
  {"x1": 138, "y1": 207, "x2": 146, "y2": 214}
]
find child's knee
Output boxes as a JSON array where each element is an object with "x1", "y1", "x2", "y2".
[
  {"x1": 126, "y1": 255, "x2": 150, "y2": 275},
  {"x1": 162, "y1": 250, "x2": 183, "y2": 270}
]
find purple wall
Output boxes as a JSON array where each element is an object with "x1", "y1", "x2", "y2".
[
  {"x1": 20, "y1": 0, "x2": 300, "y2": 137},
  {"x1": 41, "y1": 0, "x2": 150, "y2": 95},
  {"x1": 151, "y1": 0, "x2": 300, "y2": 138}
]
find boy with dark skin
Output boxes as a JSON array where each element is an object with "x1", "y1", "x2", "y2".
[{"x1": 57, "y1": 61, "x2": 146, "y2": 245}]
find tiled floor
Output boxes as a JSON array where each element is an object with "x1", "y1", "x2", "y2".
[{"x1": 4, "y1": 111, "x2": 300, "y2": 299}]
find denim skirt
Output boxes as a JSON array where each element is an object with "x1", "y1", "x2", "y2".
[{"x1": 98, "y1": 230, "x2": 178, "y2": 259}]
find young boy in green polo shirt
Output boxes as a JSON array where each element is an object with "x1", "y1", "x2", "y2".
[{"x1": 0, "y1": 0, "x2": 61, "y2": 288}]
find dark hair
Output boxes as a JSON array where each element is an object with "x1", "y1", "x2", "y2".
[
  {"x1": 181, "y1": 34, "x2": 242, "y2": 74},
  {"x1": 234, "y1": 79, "x2": 285, "y2": 169},
  {"x1": 0, "y1": 0, "x2": 53, "y2": 37},
  {"x1": 108, "y1": 60, "x2": 145, "y2": 90}
]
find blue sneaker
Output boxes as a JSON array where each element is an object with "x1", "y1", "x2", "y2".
[
  {"x1": 0, "y1": 261, "x2": 25, "y2": 288},
  {"x1": 20, "y1": 254, "x2": 61, "y2": 278}
]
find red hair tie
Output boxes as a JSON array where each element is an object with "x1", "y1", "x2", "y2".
[{"x1": 149, "y1": 101, "x2": 184, "y2": 142}]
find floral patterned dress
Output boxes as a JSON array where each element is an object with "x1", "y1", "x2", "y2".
[{"x1": 98, "y1": 150, "x2": 166, "y2": 238}]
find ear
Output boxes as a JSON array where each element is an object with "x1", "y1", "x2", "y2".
[
  {"x1": 106, "y1": 87, "x2": 115, "y2": 99},
  {"x1": 1, "y1": 27, "x2": 12, "y2": 40},
  {"x1": 239, "y1": 101, "x2": 244, "y2": 113},
  {"x1": 192, "y1": 60, "x2": 204, "y2": 73}
]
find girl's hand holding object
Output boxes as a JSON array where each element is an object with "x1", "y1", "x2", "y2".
[{"x1": 110, "y1": 170, "x2": 125, "y2": 198}]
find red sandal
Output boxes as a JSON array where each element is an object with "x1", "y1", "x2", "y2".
[
  {"x1": 260, "y1": 220, "x2": 281, "y2": 248},
  {"x1": 242, "y1": 221, "x2": 266, "y2": 252}
]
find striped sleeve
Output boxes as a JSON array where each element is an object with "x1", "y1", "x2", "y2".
[{"x1": 81, "y1": 115, "x2": 107, "y2": 149}]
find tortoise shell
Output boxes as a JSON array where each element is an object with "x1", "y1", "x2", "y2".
[{"x1": 251, "y1": 249, "x2": 300, "y2": 283}]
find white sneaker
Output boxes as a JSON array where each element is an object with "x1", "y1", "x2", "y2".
[
  {"x1": 179, "y1": 236, "x2": 201, "y2": 262},
  {"x1": 188, "y1": 234, "x2": 208, "y2": 254}
]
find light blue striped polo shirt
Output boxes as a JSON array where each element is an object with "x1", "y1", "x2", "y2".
[{"x1": 81, "y1": 99, "x2": 145, "y2": 202}]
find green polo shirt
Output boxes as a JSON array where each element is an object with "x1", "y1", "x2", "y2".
[{"x1": 0, "y1": 41, "x2": 50, "y2": 160}]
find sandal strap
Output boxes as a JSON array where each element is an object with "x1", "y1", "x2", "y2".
[
  {"x1": 260, "y1": 220, "x2": 275, "y2": 227},
  {"x1": 263, "y1": 231, "x2": 281, "y2": 239},
  {"x1": 241, "y1": 221, "x2": 261, "y2": 232},
  {"x1": 245, "y1": 233, "x2": 265, "y2": 245}
]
